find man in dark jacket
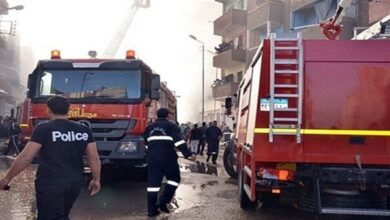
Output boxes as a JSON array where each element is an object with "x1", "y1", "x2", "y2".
[
  {"x1": 143, "y1": 108, "x2": 196, "y2": 217},
  {"x1": 2, "y1": 117, "x2": 21, "y2": 156},
  {"x1": 197, "y1": 122, "x2": 207, "y2": 156},
  {"x1": 205, "y1": 121, "x2": 222, "y2": 164}
]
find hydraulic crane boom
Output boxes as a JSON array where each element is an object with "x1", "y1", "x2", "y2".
[{"x1": 103, "y1": 0, "x2": 150, "y2": 58}]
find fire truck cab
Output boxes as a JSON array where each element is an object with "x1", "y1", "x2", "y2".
[{"x1": 18, "y1": 50, "x2": 176, "y2": 170}]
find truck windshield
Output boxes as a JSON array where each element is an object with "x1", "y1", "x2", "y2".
[{"x1": 35, "y1": 69, "x2": 141, "y2": 101}]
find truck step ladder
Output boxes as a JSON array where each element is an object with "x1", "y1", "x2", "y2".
[
  {"x1": 269, "y1": 33, "x2": 303, "y2": 143},
  {"x1": 314, "y1": 179, "x2": 390, "y2": 216}
]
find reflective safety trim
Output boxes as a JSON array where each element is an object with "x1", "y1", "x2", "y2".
[
  {"x1": 174, "y1": 140, "x2": 186, "y2": 147},
  {"x1": 211, "y1": 152, "x2": 218, "y2": 155},
  {"x1": 167, "y1": 180, "x2": 179, "y2": 187},
  {"x1": 147, "y1": 187, "x2": 160, "y2": 192},
  {"x1": 20, "y1": 124, "x2": 29, "y2": 128},
  {"x1": 145, "y1": 145, "x2": 148, "y2": 149},
  {"x1": 254, "y1": 128, "x2": 390, "y2": 136},
  {"x1": 147, "y1": 136, "x2": 173, "y2": 142}
]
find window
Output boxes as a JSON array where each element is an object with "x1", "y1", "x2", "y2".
[
  {"x1": 291, "y1": 0, "x2": 338, "y2": 29},
  {"x1": 36, "y1": 70, "x2": 141, "y2": 100},
  {"x1": 224, "y1": 0, "x2": 247, "y2": 12},
  {"x1": 224, "y1": 74, "x2": 234, "y2": 83},
  {"x1": 249, "y1": 25, "x2": 284, "y2": 49}
]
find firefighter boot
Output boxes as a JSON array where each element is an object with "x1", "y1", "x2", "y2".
[
  {"x1": 158, "y1": 182, "x2": 179, "y2": 213},
  {"x1": 147, "y1": 192, "x2": 160, "y2": 217}
]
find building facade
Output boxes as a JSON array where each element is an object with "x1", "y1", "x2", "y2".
[
  {"x1": 0, "y1": 0, "x2": 23, "y2": 117},
  {"x1": 211, "y1": 0, "x2": 390, "y2": 127}
]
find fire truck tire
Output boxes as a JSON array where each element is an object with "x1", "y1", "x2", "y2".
[{"x1": 223, "y1": 143, "x2": 237, "y2": 179}]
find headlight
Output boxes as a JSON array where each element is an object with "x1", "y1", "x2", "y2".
[{"x1": 117, "y1": 141, "x2": 138, "y2": 154}]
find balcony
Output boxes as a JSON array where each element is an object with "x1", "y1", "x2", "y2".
[
  {"x1": 214, "y1": 9, "x2": 247, "y2": 38},
  {"x1": 247, "y1": 0, "x2": 284, "y2": 30},
  {"x1": 213, "y1": 48, "x2": 246, "y2": 69},
  {"x1": 212, "y1": 82, "x2": 240, "y2": 99}
]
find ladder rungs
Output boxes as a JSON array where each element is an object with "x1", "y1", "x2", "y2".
[
  {"x1": 321, "y1": 208, "x2": 390, "y2": 216},
  {"x1": 272, "y1": 131, "x2": 297, "y2": 136},
  {"x1": 275, "y1": 59, "x2": 298, "y2": 64},
  {"x1": 274, "y1": 108, "x2": 297, "y2": 112},
  {"x1": 274, "y1": 38, "x2": 299, "y2": 42},
  {"x1": 274, "y1": 118, "x2": 298, "y2": 122},
  {"x1": 275, "y1": 70, "x2": 299, "y2": 74},
  {"x1": 274, "y1": 94, "x2": 299, "y2": 98},
  {"x1": 275, "y1": 46, "x2": 299, "y2": 50},
  {"x1": 274, "y1": 84, "x2": 298, "y2": 88}
]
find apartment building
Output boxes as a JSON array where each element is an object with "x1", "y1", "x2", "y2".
[
  {"x1": 0, "y1": 0, "x2": 23, "y2": 116},
  {"x1": 211, "y1": 0, "x2": 390, "y2": 126}
]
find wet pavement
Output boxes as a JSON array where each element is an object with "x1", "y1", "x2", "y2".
[{"x1": 0, "y1": 154, "x2": 388, "y2": 220}]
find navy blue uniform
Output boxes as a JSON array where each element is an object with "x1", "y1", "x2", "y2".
[
  {"x1": 205, "y1": 126, "x2": 222, "y2": 163},
  {"x1": 143, "y1": 118, "x2": 192, "y2": 214},
  {"x1": 30, "y1": 119, "x2": 94, "y2": 220}
]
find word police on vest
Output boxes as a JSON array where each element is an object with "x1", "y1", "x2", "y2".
[{"x1": 52, "y1": 131, "x2": 89, "y2": 142}]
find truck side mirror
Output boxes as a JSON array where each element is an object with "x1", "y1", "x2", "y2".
[
  {"x1": 27, "y1": 74, "x2": 33, "y2": 99},
  {"x1": 150, "y1": 74, "x2": 160, "y2": 100}
]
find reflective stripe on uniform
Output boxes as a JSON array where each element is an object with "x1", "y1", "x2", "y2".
[
  {"x1": 147, "y1": 187, "x2": 160, "y2": 192},
  {"x1": 167, "y1": 180, "x2": 179, "y2": 187},
  {"x1": 174, "y1": 140, "x2": 186, "y2": 147},
  {"x1": 211, "y1": 152, "x2": 217, "y2": 155},
  {"x1": 147, "y1": 136, "x2": 173, "y2": 142}
]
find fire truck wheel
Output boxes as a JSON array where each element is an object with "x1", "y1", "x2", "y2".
[{"x1": 223, "y1": 143, "x2": 237, "y2": 179}]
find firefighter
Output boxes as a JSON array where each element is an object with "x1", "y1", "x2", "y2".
[
  {"x1": 143, "y1": 108, "x2": 196, "y2": 217},
  {"x1": 205, "y1": 121, "x2": 222, "y2": 164}
]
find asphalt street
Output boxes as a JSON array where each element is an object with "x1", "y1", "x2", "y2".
[{"x1": 0, "y1": 155, "x2": 388, "y2": 220}]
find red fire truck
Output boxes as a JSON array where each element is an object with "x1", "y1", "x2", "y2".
[
  {"x1": 17, "y1": 50, "x2": 177, "y2": 170},
  {"x1": 223, "y1": 33, "x2": 390, "y2": 216}
]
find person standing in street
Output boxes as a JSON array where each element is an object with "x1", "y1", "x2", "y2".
[
  {"x1": 197, "y1": 122, "x2": 207, "y2": 156},
  {"x1": 0, "y1": 96, "x2": 101, "y2": 220},
  {"x1": 143, "y1": 108, "x2": 196, "y2": 217},
  {"x1": 2, "y1": 117, "x2": 21, "y2": 156},
  {"x1": 205, "y1": 121, "x2": 222, "y2": 164},
  {"x1": 188, "y1": 124, "x2": 202, "y2": 155}
]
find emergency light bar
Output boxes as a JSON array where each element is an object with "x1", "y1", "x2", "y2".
[
  {"x1": 126, "y1": 50, "x2": 136, "y2": 59},
  {"x1": 51, "y1": 50, "x2": 61, "y2": 59}
]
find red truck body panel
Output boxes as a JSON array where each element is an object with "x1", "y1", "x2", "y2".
[{"x1": 248, "y1": 40, "x2": 390, "y2": 165}]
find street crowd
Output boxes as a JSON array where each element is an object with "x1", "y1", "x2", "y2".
[{"x1": 180, "y1": 121, "x2": 232, "y2": 164}]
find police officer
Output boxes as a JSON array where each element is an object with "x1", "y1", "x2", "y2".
[
  {"x1": 143, "y1": 108, "x2": 196, "y2": 217},
  {"x1": 205, "y1": 120, "x2": 222, "y2": 164},
  {"x1": 0, "y1": 96, "x2": 101, "y2": 220}
]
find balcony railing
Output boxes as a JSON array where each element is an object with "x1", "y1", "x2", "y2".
[
  {"x1": 212, "y1": 82, "x2": 239, "y2": 99},
  {"x1": 214, "y1": 9, "x2": 247, "y2": 38},
  {"x1": 213, "y1": 48, "x2": 246, "y2": 69}
]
